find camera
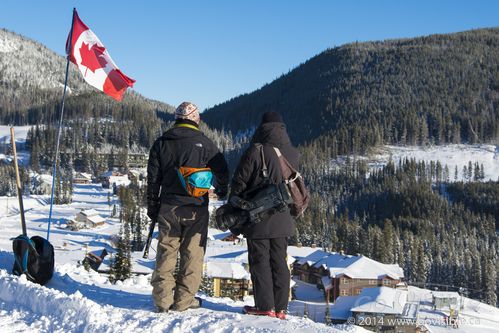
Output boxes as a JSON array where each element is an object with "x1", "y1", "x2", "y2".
[
  {"x1": 215, "y1": 182, "x2": 293, "y2": 234},
  {"x1": 215, "y1": 203, "x2": 249, "y2": 234}
]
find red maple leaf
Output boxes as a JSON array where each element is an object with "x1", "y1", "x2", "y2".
[{"x1": 79, "y1": 42, "x2": 108, "y2": 74}]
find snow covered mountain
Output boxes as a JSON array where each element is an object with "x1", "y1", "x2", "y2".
[
  {"x1": 0, "y1": 28, "x2": 90, "y2": 108},
  {"x1": 0, "y1": 28, "x2": 174, "y2": 125}
]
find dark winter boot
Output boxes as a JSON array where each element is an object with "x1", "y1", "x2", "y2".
[
  {"x1": 156, "y1": 306, "x2": 169, "y2": 313},
  {"x1": 243, "y1": 305, "x2": 276, "y2": 317},
  {"x1": 170, "y1": 297, "x2": 202, "y2": 311}
]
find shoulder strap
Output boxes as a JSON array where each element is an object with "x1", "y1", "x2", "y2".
[
  {"x1": 254, "y1": 144, "x2": 269, "y2": 179},
  {"x1": 273, "y1": 147, "x2": 294, "y2": 180}
]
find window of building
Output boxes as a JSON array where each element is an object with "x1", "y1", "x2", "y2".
[
  {"x1": 383, "y1": 279, "x2": 391, "y2": 285},
  {"x1": 369, "y1": 279, "x2": 377, "y2": 285},
  {"x1": 340, "y1": 290, "x2": 348, "y2": 296},
  {"x1": 356, "y1": 289, "x2": 362, "y2": 295},
  {"x1": 342, "y1": 278, "x2": 349, "y2": 284}
]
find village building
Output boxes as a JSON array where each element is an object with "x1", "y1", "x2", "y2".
[
  {"x1": 204, "y1": 239, "x2": 251, "y2": 300},
  {"x1": 331, "y1": 286, "x2": 421, "y2": 333},
  {"x1": 203, "y1": 230, "x2": 299, "y2": 300},
  {"x1": 432, "y1": 291, "x2": 461, "y2": 311},
  {"x1": 204, "y1": 261, "x2": 251, "y2": 299},
  {"x1": 293, "y1": 250, "x2": 404, "y2": 302},
  {"x1": 69, "y1": 209, "x2": 106, "y2": 229},
  {"x1": 127, "y1": 169, "x2": 146, "y2": 183},
  {"x1": 29, "y1": 172, "x2": 53, "y2": 195},
  {"x1": 292, "y1": 248, "x2": 329, "y2": 284},
  {"x1": 99, "y1": 171, "x2": 130, "y2": 189},
  {"x1": 73, "y1": 172, "x2": 93, "y2": 184}
]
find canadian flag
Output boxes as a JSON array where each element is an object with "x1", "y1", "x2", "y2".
[{"x1": 66, "y1": 10, "x2": 135, "y2": 101}]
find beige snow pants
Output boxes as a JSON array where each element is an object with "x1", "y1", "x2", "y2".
[{"x1": 151, "y1": 203, "x2": 208, "y2": 311}]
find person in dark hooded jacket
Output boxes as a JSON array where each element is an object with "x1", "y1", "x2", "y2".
[
  {"x1": 231, "y1": 111, "x2": 299, "y2": 319},
  {"x1": 147, "y1": 102, "x2": 229, "y2": 312}
]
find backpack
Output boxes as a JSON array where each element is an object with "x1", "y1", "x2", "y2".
[
  {"x1": 12, "y1": 235, "x2": 54, "y2": 285},
  {"x1": 272, "y1": 147, "x2": 310, "y2": 217},
  {"x1": 177, "y1": 166, "x2": 213, "y2": 197}
]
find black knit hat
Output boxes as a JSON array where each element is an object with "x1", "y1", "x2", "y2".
[{"x1": 261, "y1": 111, "x2": 283, "y2": 124}]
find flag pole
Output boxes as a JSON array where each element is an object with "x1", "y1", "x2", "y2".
[{"x1": 47, "y1": 8, "x2": 76, "y2": 240}]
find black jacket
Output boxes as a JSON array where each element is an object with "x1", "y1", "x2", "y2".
[
  {"x1": 231, "y1": 122, "x2": 300, "y2": 239},
  {"x1": 147, "y1": 120, "x2": 229, "y2": 209}
]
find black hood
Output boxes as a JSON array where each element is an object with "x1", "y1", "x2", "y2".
[{"x1": 251, "y1": 122, "x2": 291, "y2": 147}]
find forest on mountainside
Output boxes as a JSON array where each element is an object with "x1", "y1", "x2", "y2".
[{"x1": 203, "y1": 28, "x2": 499, "y2": 156}]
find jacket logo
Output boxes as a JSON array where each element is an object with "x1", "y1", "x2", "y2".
[{"x1": 195, "y1": 143, "x2": 203, "y2": 148}]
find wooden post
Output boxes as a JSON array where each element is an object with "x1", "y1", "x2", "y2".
[{"x1": 10, "y1": 127, "x2": 27, "y2": 236}]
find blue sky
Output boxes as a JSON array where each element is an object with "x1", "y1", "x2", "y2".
[{"x1": 1, "y1": 1, "x2": 498, "y2": 110}]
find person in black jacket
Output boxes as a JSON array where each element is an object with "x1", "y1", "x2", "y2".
[
  {"x1": 147, "y1": 102, "x2": 229, "y2": 312},
  {"x1": 231, "y1": 111, "x2": 299, "y2": 320}
]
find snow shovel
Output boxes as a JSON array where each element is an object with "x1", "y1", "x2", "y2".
[{"x1": 10, "y1": 127, "x2": 55, "y2": 285}]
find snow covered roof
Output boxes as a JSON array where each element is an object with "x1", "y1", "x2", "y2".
[
  {"x1": 350, "y1": 287, "x2": 408, "y2": 315},
  {"x1": 79, "y1": 209, "x2": 100, "y2": 217},
  {"x1": 86, "y1": 214, "x2": 105, "y2": 224},
  {"x1": 432, "y1": 291, "x2": 460, "y2": 299},
  {"x1": 330, "y1": 296, "x2": 357, "y2": 319},
  {"x1": 204, "y1": 240, "x2": 249, "y2": 265},
  {"x1": 205, "y1": 262, "x2": 250, "y2": 280},
  {"x1": 74, "y1": 172, "x2": 92, "y2": 180},
  {"x1": 287, "y1": 245, "x2": 323, "y2": 261},
  {"x1": 316, "y1": 253, "x2": 404, "y2": 280},
  {"x1": 321, "y1": 276, "x2": 332, "y2": 290},
  {"x1": 39, "y1": 174, "x2": 53, "y2": 184},
  {"x1": 296, "y1": 249, "x2": 330, "y2": 266},
  {"x1": 101, "y1": 171, "x2": 125, "y2": 178}
]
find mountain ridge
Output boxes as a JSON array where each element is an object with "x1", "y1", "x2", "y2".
[
  {"x1": 203, "y1": 27, "x2": 499, "y2": 155},
  {"x1": 0, "y1": 28, "x2": 175, "y2": 125}
]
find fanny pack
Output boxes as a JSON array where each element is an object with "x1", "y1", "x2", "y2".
[{"x1": 177, "y1": 166, "x2": 213, "y2": 197}]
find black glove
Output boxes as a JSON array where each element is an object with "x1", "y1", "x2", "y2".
[
  {"x1": 215, "y1": 188, "x2": 228, "y2": 201},
  {"x1": 147, "y1": 202, "x2": 160, "y2": 220}
]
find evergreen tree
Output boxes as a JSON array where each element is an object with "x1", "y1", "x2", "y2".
[
  {"x1": 482, "y1": 254, "x2": 497, "y2": 306},
  {"x1": 109, "y1": 221, "x2": 132, "y2": 283}
]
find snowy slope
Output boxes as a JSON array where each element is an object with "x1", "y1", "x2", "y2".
[
  {"x1": 372, "y1": 145, "x2": 499, "y2": 181},
  {"x1": 331, "y1": 144, "x2": 499, "y2": 181},
  {"x1": 0, "y1": 184, "x2": 366, "y2": 333},
  {"x1": 0, "y1": 28, "x2": 89, "y2": 95},
  {"x1": 0, "y1": 269, "x2": 360, "y2": 333},
  {"x1": 0, "y1": 126, "x2": 32, "y2": 144}
]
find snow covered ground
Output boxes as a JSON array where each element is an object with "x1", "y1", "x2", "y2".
[
  {"x1": 0, "y1": 126, "x2": 33, "y2": 166},
  {"x1": 0, "y1": 126, "x2": 32, "y2": 144},
  {"x1": 407, "y1": 287, "x2": 499, "y2": 333},
  {"x1": 371, "y1": 144, "x2": 499, "y2": 181},
  {"x1": 0, "y1": 184, "x2": 366, "y2": 333}
]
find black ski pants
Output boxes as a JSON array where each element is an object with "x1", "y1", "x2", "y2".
[{"x1": 247, "y1": 237, "x2": 290, "y2": 312}]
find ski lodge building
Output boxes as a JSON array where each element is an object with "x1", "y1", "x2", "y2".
[
  {"x1": 99, "y1": 171, "x2": 130, "y2": 189},
  {"x1": 292, "y1": 250, "x2": 404, "y2": 302},
  {"x1": 69, "y1": 209, "x2": 106, "y2": 229},
  {"x1": 73, "y1": 172, "x2": 92, "y2": 184}
]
